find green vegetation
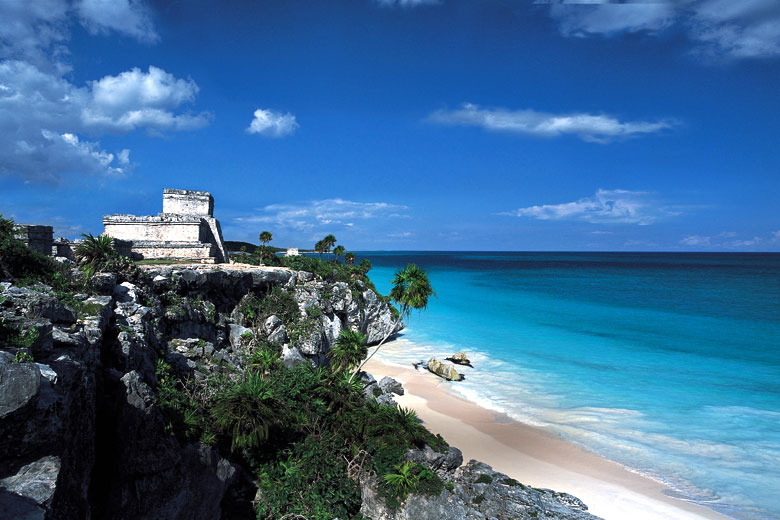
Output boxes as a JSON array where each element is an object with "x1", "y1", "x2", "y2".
[
  {"x1": 344, "y1": 252, "x2": 355, "y2": 266},
  {"x1": 0, "y1": 214, "x2": 74, "y2": 287},
  {"x1": 155, "y1": 344, "x2": 449, "y2": 519},
  {"x1": 13, "y1": 351, "x2": 35, "y2": 363},
  {"x1": 75, "y1": 233, "x2": 138, "y2": 277},
  {"x1": 502, "y1": 477, "x2": 521, "y2": 487},
  {"x1": 328, "y1": 329, "x2": 367, "y2": 374},
  {"x1": 350, "y1": 263, "x2": 435, "y2": 382},
  {"x1": 475, "y1": 473, "x2": 493, "y2": 484}
]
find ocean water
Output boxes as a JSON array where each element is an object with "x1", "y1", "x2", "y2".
[{"x1": 357, "y1": 252, "x2": 780, "y2": 520}]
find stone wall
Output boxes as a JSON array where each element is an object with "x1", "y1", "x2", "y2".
[
  {"x1": 14, "y1": 225, "x2": 53, "y2": 256},
  {"x1": 162, "y1": 189, "x2": 213, "y2": 217},
  {"x1": 103, "y1": 215, "x2": 204, "y2": 243}
]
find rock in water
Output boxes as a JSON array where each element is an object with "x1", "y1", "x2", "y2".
[
  {"x1": 427, "y1": 357, "x2": 464, "y2": 381},
  {"x1": 445, "y1": 352, "x2": 472, "y2": 367}
]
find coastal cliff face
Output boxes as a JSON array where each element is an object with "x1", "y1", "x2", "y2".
[{"x1": 0, "y1": 265, "x2": 599, "y2": 520}]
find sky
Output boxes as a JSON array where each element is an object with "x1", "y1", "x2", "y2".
[{"x1": 0, "y1": 0, "x2": 779, "y2": 252}]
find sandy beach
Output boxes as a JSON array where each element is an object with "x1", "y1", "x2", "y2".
[{"x1": 364, "y1": 351, "x2": 729, "y2": 520}]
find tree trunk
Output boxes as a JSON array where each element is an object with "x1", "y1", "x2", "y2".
[{"x1": 348, "y1": 318, "x2": 402, "y2": 384}]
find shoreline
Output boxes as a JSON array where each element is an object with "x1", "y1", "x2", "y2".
[{"x1": 364, "y1": 353, "x2": 729, "y2": 520}]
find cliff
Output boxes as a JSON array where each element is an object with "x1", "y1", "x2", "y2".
[{"x1": 0, "y1": 264, "x2": 600, "y2": 520}]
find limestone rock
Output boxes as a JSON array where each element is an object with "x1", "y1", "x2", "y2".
[
  {"x1": 0, "y1": 360, "x2": 40, "y2": 418},
  {"x1": 446, "y1": 352, "x2": 473, "y2": 367},
  {"x1": 360, "y1": 459, "x2": 602, "y2": 520},
  {"x1": 378, "y1": 376, "x2": 404, "y2": 396},
  {"x1": 427, "y1": 358, "x2": 464, "y2": 381},
  {"x1": 281, "y1": 345, "x2": 305, "y2": 368},
  {"x1": 0, "y1": 455, "x2": 61, "y2": 507}
]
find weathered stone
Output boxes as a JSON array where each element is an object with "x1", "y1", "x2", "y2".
[
  {"x1": 0, "y1": 360, "x2": 40, "y2": 418},
  {"x1": 427, "y1": 358, "x2": 464, "y2": 381},
  {"x1": 378, "y1": 376, "x2": 404, "y2": 396},
  {"x1": 361, "y1": 459, "x2": 602, "y2": 520},
  {"x1": 103, "y1": 188, "x2": 229, "y2": 263},
  {"x1": 0, "y1": 455, "x2": 60, "y2": 506},
  {"x1": 281, "y1": 345, "x2": 305, "y2": 368},
  {"x1": 446, "y1": 352, "x2": 473, "y2": 367},
  {"x1": 90, "y1": 272, "x2": 118, "y2": 295},
  {"x1": 267, "y1": 325, "x2": 287, "y2": 345}
]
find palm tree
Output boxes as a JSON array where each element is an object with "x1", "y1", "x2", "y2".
[
  {"x1": 344, "y1": 252, "x2": 355, "y2": 266},
  {"x1": 314, "y1": 239, "x2": 326, "y2": 259},
  {"x1": 75, "y1": 233, "x2": 116, "y2": 270},
  {"x1": 328, "y1": 329, "x2": 367, "y2": 374},
  {"x1": 258, "y1": 231, "x2": 272, "y2": 259},
  {"x1": 332, "y1": 245, "x2": 345, "y2": 263},
  {"x1": 322, "y1": 234, "x2": 337, "y2": 260},
  {"x1": 349, "y1": 263, "x2": 435, "y2": 383},
  {"x1": 358, "y1": 258, "x2": 371, "y2": 274}
]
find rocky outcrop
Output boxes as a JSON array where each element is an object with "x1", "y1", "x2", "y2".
[
  {"x1": 427, "y1": 357, "x2": 464, "y2": 381},
  {"x1": 361, "y1": 459, "x2": 600, "y2": 520},
  {"x1": 0, "y1": 265, "x2": 402, "y2": 519}
]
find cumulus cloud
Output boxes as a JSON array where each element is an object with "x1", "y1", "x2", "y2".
[
  {"x1": 429, "y1": 103, "x2": 673, "y2": 143},
  {"x1": 83, "y1": 66, "x2": 210, "y2": 133},
  {"x1": 0, "y1": 61, "x2": 209, "y2": 182},
  {"x1": 235, "y1": 199, "x2": 409, "y2": 232},
  {"x1": 77, "y1": 0, "x2": 159, "y2": 43},
  {"x1": 0, "y1": 0, "x2": 71, "y2": 73},
  {"x1": 543, "y1": 0, "x2": 780, "y2": 60},
  {"x1": 246, "y1": 109, "x2": 299, "y2": 138},
  {"x1": 506, "y1": 189, "x2": 670, "y2": 225}
]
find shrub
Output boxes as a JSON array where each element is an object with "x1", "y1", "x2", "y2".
[
  {"x1": 211, "y1": 371, "x2": 280, "y2": 453},
  {"x1": 327, "y1": 329, "x2": 367, "y2": 374},
  {"x1": 0, "y1": 214, "x2": 69, "y2": 286}
]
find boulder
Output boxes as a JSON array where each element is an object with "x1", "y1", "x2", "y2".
[
  {"x1": 427, "y1": 358, "x2": 464, "y2": 381},
  {"x1": 445, "y1": 352, "x2": 472, "y2": 367},
  {"x1": 378, "y1": 376, "x2": 404, "y2": 396}
]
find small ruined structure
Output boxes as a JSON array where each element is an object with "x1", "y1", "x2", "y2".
[
  {"x1": 14, "y1": 225, "x2": 53, "y2": 256},
  {"x1": 103, "y1": 188, "x2": 229, "y2": 263},
  {"x1": 285, "y1": 247, "x2": 300, "y2": 257}
]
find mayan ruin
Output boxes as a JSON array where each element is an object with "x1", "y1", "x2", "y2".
[{"x1": 102, "y1": 188, "x2": 229, "y2": 263}]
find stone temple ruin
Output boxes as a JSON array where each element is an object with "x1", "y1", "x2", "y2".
[{"x1": 103, "y1": 188, "x2": 229, "y2": 263}]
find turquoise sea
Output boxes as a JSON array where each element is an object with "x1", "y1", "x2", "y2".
[{"x1": 358, "y1": 252, "x2": 780, "y2": 520}]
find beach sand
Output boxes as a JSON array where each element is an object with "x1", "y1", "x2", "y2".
[{"x1": 364, "y1": 351, "x2": 728, "y2": 520}]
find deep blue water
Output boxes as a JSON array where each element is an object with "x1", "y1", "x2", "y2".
[{"x1": 357, "y1": 252, "x2": 780, "y2": 520}]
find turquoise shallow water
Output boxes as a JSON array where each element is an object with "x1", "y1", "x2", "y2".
[{"x1": 357, "y1": 252, "x2": 780, "y2": 520}]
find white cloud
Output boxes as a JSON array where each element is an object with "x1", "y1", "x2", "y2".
[
  {"x1": 77, "y1": 0, "x2": 159, "y2": 43},
  {"x1": 0, "y1": 0, "x2": 71, "y2": 73},
  {"x1": 689, "y1": 0, "x2": 780, "y2": 59},
  {"x1": 0, "y1": 61, "x2": 209, "y2": 182},
  {"x1": 681, "y1": 234, "x2": 711, "y2": 246},
  {"x1": 83, "y1": 66, "x2": 210, "y2": 132},
  {"x1": 547, "y1": 1, "x2": 675, "y2": 37},
  {"x1": 680, "y1": 232, "x2": 771, "y2": 249},
  {"x1": 507, "y1": 189, "x2": 669, "y2": 225},
  {"x1": 772, "y1": 230, "x2": 780, "y2": 241},
  {"x1": 235, "y1": 199, "x2": 409, "y2": 232},
  {"x1": 0, "y1": 2, "x2": 204, "y2": 183},
  {"x1": 246, "y1": 109, "x2": 299, "y2": 138},
  {"x1": 429, "y1": 103, "x2": 674, "y2": 143},
  {"x1": 543, "y1": 0, "x2": 780, "y2": 60}
]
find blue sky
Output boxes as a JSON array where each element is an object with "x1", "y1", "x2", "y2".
[{"x1": 1, "y1": 0, "x2": 778, "y2": 251}]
